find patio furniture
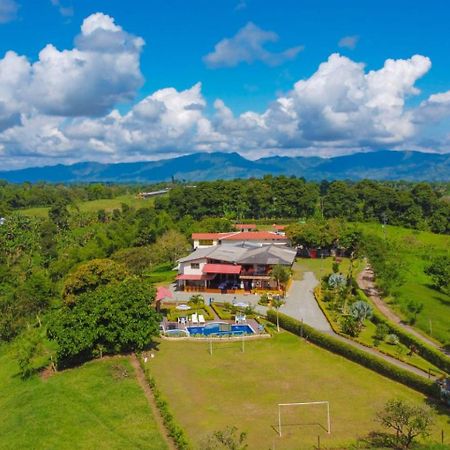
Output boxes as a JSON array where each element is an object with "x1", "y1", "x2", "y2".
[
  {"x1": 176, "y1": 304, "x2": 191, "y2": 311},
  {"x1": 235, "y1": 313, "x2": 246, "y2": 324},
  {"x1": 198, "y1": 314, "x2": 205, "y2": 324},
  {"x1": 191, "y1": 313, "x2": 199, "y2": 324}
]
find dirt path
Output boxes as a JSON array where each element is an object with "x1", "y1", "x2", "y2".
[
  {"x1": 357, "y1": 265, "x2": 447, "y2": 354},
  {"x1": 129, "y1": 354, "x2": 177, "y2": 450}
]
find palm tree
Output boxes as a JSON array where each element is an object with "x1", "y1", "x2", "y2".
[
  {"x1": 271, "y1": 296, "x2": 286, "y2": 332},
  {"x1": 271, "y1": 264, "x2": 290, "y2": 295}
]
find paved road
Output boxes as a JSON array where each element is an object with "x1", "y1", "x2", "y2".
[
  {"x1": 285, "y1": 271, "x2": 436, "y2": 379},
  {"x1": 282, "y1": 272, "x2": 332, "y2": 332}
]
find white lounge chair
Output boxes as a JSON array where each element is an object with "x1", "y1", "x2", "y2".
[
  {"x1": 198, "y1": 314, "x2": 205, "y2": 324},
  {"x1": 191, "y1": 313, "x2": 198, "y2": 324}
]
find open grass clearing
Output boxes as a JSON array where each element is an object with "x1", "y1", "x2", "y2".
[
  {"x1": 0, "y1": 345, "x2": 167, "y2": 450},
  {"x1": 147, "y1": 331, "x2": 450, "y2": 449},
  {"x1": 18, "y1": 194, "x2": 155, "y2": 218},
  {"x1": 294, "y1": 256, "x2": 362, "y2": 281},
  {"x1": 358, "y1": 223, "x2": 450, "y2": 346}
]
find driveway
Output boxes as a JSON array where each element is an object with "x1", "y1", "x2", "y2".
[{"x1": 282, "y1": 272, "x2": 332, "y2": 332}]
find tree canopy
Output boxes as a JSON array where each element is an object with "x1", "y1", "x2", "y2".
[{"x1": 48, "y1": 278, "x2": 160, "y2": 366}]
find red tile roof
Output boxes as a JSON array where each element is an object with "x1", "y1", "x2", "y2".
[
  {"x1": 221, "y1": 231, "x2": 288, "y2": 241},
  {"x1": 272, "y1": 224, "x2": 286, "y2": 230},
  {"x1": 191, "y1": 232, "x2": 236, "y2": 240},
  {"x1": 176, "y1": 274, "x2": 215, "y2": 281},
  {"x1": 203, "y1": 264, "x2": 242, "y2": 274}
]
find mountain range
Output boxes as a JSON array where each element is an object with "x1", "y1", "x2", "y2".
[{"x1": 1, "y1": 150, "x2": 449, "y2": 183}]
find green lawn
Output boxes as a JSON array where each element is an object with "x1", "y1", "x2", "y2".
[
  {"x1": 144, "y1": 262, "x2": 177, "y2": 286},
  {"x1": 0, "y1": 345, "x2": 167, "y2": 450},
  {"x1": 147, "y1": 332, "x2": 450, "y2": 450},
  {"x1": 18, "y1": 194, "x2": 154, "y2": 218},
  {"x1": 294, "y1": 256, "x2": 361, "y2": 281},
  {"x1": 358, "y1": 223, "x2": 450, "y2": 346}
]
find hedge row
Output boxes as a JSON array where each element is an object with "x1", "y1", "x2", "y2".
[
  {"x1": 356, "y1": 289, "x2": 450, "y2": 374},
  {"x1": 138, "y1": 357, "x2": 191, "y2": 450},
  {"x1": 314, "y1": 287, "x2": 447, "y2": 375},
  {"x1": 266, "y1": 310, "x2": 440, "y2": 398},
  {"x1": 210, "y1": 303, "x2": 233, "y2": 320}
]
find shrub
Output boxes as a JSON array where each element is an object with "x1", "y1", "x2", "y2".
[
  {"x1": 374, "y1": 323, "x2": 389, "y2": 341},
  {"x1": 358, "y1": 289, "x2": 450, "y2": 373},
  {"x1": 266, "y1": 310, "x2": 439, "y2": 398},
  {"x1": 138, "y1": 357, "x2": 191, "y2": 450},
  {"x1": 386, "y1": 334, "x2": 400, "y2": 345},
  {"x1": 340, "y1": 316, "x2": 360, "y2": 337},
  {"x1": 328, "y1": 273, "x2": 346, "y2": 289}
]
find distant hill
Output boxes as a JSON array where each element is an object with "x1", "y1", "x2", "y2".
[{"x1": 1, "y1": 150, "x2": 449, "y2": 183}]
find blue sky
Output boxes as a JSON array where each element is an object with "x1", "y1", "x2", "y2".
[{"x1": 0, "y1": 0, "x2": 449, "y2": 168}]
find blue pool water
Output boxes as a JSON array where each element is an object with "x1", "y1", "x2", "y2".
[{"x1": 186, "y1": 322, "x2": 254, "y2": 336}]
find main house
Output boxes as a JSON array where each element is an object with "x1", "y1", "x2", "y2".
[{"x1": 176, "y1": 242, "x2": 296, "y2": 293}]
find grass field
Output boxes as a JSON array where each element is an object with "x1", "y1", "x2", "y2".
[
  {"x1": 148, "y1": 332, "x2": 450, "y2": 449},
  {"x1": 294, "y1": 256, "x2": 361, "y2": 281},
  {"x1": 0, "y1": 345, "x2": 167, "y2": 450},
  {"x1": 19, "y1": 194, "x2": 154, "y2": 218},
  {"x1": 358, "y1": 223, "x2": 450, "y2": 346}
]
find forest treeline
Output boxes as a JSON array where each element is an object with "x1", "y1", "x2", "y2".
[
  {"x1": 0, "y1": 181, "x2": 166, "y2": 212},
  {"x1": 1, "y1": 177, "x2": 449, "y2": 233},
  {"x1": 154, "y1": 177, "x2": 450, "y2": 234}
]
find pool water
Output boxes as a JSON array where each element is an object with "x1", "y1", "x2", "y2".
[{"x1": 186, "y1": 322, "x2": 254, "y2": 336}]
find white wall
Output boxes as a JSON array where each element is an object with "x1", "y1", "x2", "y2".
[{"x1": 179, "y1": 258, "x2": 208, "y2": 275}]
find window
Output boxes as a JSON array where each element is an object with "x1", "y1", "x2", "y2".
[
  {"x1": 191, "y1": 263, "x2": 200, "y2": 269},
  {"x1": 199, "y1": 239, "x2": 213, "y2": 245}
]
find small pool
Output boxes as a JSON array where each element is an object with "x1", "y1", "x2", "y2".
[
  {"x1": 187, "y1": 322, "x2": 254, "y2": 336},
  {"x1": 164, "y1": 329, "x2": 189, "y2": 337}
]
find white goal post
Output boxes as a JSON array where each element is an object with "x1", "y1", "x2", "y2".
[{"x1": 277, "y1": 401, "x2": 330, "y2": 437}]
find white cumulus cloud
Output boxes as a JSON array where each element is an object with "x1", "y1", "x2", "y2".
[
  {"x1": 0, "y1": 0, "x2": 18, "y2": 24},
  {"x1": 338, "y1": 35, "x2": 359, "y2": 50},
  {"x1": 204, "y1": 22, "x2": 303, "y2": 68},
  {"x1": 0, "y1": 13, "x2": 449, "y2": 169},
  {"x1": 0, "y1": 12, "x2": 144, "y2": 118}
]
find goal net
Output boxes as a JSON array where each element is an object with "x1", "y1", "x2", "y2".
[
  {"x1": 277, "y1": 401, "x2": 330, "y2": 437},
  {"x1": 208, "y1": 336, "x2": 245, "y2": 355}
]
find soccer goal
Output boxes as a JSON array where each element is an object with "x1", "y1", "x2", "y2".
[
  {"x1": 208, "y1": 335, "x2": 245, "y2": 355},
  {"x1": 277, "y1": 401, "x2": 330, "y2": 437}
]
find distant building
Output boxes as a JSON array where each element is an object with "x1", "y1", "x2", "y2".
[
  {"x1": 191, "y1": 231, "x2": 289, "y2": 249},
  {"x1": 272, "y1": 224, "x2": 286, "y2": 235},
  {"x1": 234, "y1": 223, "x2": 257, "y2": 232},
  {"x1": 136, "y1": 188, "x2": 170, "y2": 199}
]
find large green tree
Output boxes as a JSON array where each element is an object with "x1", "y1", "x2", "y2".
[
  {"x1": 48, "y1": 278, "x2": 160, "y2": 366},
  {"x1": 62, "y1": 258, "x2": 129, "y2": 302}
]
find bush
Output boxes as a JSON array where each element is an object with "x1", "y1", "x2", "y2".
[
  {"x1": 358, "y1": 289, "x2": 450, "y2": 373},
  {"x1": 266, "y1": 310, "x2": 440, "y2": 399},
  {"x1": 138, "y1": 357, "x2": 191, "y2": 450},
  {"x1": 340, "y1": 316, "x2": 360, "y2": 337},
  {"x1": 374, "y1": 323, "x2": 389, "y2": 341},
  {"x1": 210, "y1": 303, "x2": 232, "y2": 320},
  {"x1": 385, "y1": 334, "x2": 400, "y2": 345}
]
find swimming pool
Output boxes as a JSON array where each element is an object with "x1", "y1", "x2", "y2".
[{"x1": 186, "y1": 322, "x2": 254, "y2": 336}]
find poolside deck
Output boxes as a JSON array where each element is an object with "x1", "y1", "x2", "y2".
[{"x1": 161, "y1": 317, "x2": 265, "y2": 336}]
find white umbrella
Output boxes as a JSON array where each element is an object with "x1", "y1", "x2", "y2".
[
  {"x1": 234, "y1": 302, "x2": 249, "y2": 308},
  {"x1": 176, "y1": 304, "x2": 191, "y2": 310}
]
